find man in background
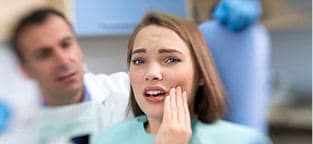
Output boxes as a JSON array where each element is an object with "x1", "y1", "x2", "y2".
[{"x1": 9, "y1": 7, "x2": 130, "y2": 144}]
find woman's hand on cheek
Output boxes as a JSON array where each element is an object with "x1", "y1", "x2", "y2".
[{"x1": 154, "y1": 87, "x2": 192, "y2": 144}]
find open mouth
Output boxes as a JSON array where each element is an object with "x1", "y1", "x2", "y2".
[
  {"x1": 143, "y1": 86, "x2": 167, "y2": 102},
  {"x1": 145, "y1": 90, "x2": 166, "y2": 97}
]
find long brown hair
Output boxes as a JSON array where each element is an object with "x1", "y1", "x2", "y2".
[{"x1": 127, "y1": 12, "x2": 225, "y2": 123}]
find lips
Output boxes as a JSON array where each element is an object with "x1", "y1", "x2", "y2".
[
  {"x1": 143, "y1": 86, "x2": 167, "y2": 103},
  {"x1": 56, "y1": 72, "x2": 77, "y2": 82}
]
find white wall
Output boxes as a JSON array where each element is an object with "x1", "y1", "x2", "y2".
[
  {"x1": 78, "y1": 36, "x2": 130, "y2": 74},
  {"x1": 270, "y1": 30, "x2": 312, "y2": 98}
]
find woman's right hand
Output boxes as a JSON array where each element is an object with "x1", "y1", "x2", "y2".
[{"x1": 154, "y1": 87, "x2": 192, "y2": 144}]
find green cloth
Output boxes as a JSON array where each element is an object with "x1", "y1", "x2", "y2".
[{"x1": 95, "y1": 115, "x2": 271, "y2": 144}]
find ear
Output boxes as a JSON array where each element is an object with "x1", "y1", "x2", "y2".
[
  {"x1": 198, "y1": 77, "x2": 205, "y2": 86},
  {"x1": 19, "y1": 64, "x2": 34, "y2": 79}
]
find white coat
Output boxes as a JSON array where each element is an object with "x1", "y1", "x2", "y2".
[{"x1": 37, "y1": 72, "x2": 131, "y2": 144}]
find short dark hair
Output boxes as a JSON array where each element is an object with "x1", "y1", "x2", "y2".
[
  {"x1": 9, "y1": 7, "x2": 72, "y2": 63},
  {"x1": 127, "y1": 12, "x2": 225, "y2": 123}
]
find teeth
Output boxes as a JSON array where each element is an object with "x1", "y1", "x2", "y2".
[{"x1": 146, "y1": 90, "x2": 162, "y2": 96}]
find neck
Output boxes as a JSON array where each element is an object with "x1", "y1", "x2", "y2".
[
  {"x1": 41, "y1": 88, "x2": 84, "y2": 106},
  {"x1": 146, "y1": 117, "x2": 162, "y2": 135}
]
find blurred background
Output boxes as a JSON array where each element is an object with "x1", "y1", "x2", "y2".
[{"x1": 0, "y1": 0, "x2": 311, "y2": 143}]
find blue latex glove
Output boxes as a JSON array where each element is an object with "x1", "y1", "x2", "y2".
[
  {"x1": 0, "y1": 100, "x2": 11, "y2": 133},
  {"x1": 212, "y1": 0, "x2": 262, "y2": 31}
]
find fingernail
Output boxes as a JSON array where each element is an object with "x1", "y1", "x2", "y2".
[{"x1": 171, "y1": 88, "x2": 176, "y2": 94}]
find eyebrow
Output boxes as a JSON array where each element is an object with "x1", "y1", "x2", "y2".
[
  {"x1": 61, "y1": 36, "x2": 73, "y2": 42},
  {"x1": 34, "y1": 36, "x2": 73, "y2": 54},
  {"x1": 132, "y1": 48, "x2": 146, "y2": 55},
  {"x1": 158, "y1": 48, "x2": 183, "y2": 55},
  {"x1": 132, "y1": 48, "x2": 183, "y2": 55}
]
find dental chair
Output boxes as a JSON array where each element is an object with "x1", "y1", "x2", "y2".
[{"x1": 199, "y1": 20, "x2": 271, "y2": 133}]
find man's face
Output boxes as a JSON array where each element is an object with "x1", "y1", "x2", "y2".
[{"x1": 18, "y1": 15, "x2": 84, "y2": 103}]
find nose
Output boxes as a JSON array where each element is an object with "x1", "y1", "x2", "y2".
[
  {"x1": 55, "y1": 48, "x2": 71, "y2": 68},
  {"x1": 144, "y1": 64, "x2": 163, "y2": 81}
]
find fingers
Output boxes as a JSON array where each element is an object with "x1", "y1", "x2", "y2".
[
  {"x1": 163, "y1": 88, "x2": 174, "y2": 123},
  {"x1": 163, "y1": 87, "x2": 191, "y2": 126},
  {"x1": 176, "y1": 87, "x2": 185, "y2": 126},
  {"x1": 182, "y1": 91, "x2": 191, "y2": 128},
  {"x1": 176, "y1": 87, "x2": 191, "y2": 129},
  {"x1": 164, "y1": 87, "x2": 190, "y2": 124},
  {"x1": 158, "y1": 87, "x2": 192, "y2": 144},
  {"x1": 169, "y1": 87, "x2": 177, "y2": 123}
]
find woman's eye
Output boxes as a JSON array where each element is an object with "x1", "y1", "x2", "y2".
[
  {"x1": 132, "y1": 58, "x2": 145, "y2": 65},
  {"x1": 164, "y1": 57, "x2": 181, "y2": 64}
]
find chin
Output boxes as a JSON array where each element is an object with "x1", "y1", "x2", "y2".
[
  {"x1": 62, "y1": 83, "x2": 82, "y2": 94},
  {"x1": 63, "y1": 85, "x2": 81, "y2": 94},
  {"x1": 144, "y1": 109, "x2": 164, "y2": 120}
]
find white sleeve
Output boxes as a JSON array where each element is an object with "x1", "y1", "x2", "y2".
[
  {"x1": 84, "y1": 72, "x2": 132, "y2": 128},
  {"x1": 84, "y1": 72, "x2": 130, "y2": 103}
]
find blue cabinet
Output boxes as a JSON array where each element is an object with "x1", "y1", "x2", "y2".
[{"x1": 73, "y1": 0, "x2": 187, "y2": 36}]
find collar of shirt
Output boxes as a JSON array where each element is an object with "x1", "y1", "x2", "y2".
[{"x1": 83, "y1": 85, "x2": 91, "y2": 102}]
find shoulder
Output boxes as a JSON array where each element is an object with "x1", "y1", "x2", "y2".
[
  {"x1": 84, "y1": 72, "x2": 129, "y2": 93},
  {"x1": 84, "y1": 72, "x2": 129, "y2": 84},
  {"x1": 94, "y1": 116, "x2": 147, "y2": 144},
  {"x1": 99, "y1": 117, "x2": 140, "y2": 135},
  {"x1": 193, "y1": 119, "x2": 271, "y2": 144},
  {"x1": 83, "y1": 72, "x2": 130, "y2": 102}
]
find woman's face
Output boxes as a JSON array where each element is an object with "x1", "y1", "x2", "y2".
[{"x1": 129, "y1": 25, "x2": 201, "y2": 120}]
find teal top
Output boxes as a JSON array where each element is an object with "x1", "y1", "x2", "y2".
[{"x1": 95, "y1": 115, "x2": 271, "y2": 144}]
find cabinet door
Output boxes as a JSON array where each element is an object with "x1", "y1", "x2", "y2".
[{"x1": 73, "y1": 0, "x2": 187, "y2": 36}]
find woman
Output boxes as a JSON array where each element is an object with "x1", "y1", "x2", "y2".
[{"x1": 95, "y1": 12, "x2": 271, "y2": 144}]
